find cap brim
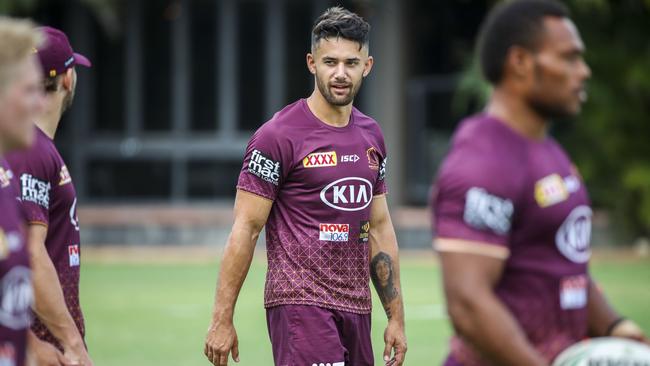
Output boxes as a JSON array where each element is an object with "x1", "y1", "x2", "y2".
[{"x1": 73, "y1": 52, "x2": 92, "y2": 68}]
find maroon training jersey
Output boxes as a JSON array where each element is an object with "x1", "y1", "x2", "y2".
[
  {"x1": 432, "y1": 115, "x2": 591, "y2": 364},
  {"x1": 237, "y1": 99, "x2": 388, "y2": 314},
  {"x1": 0, "y1": 159, "x2": 32, "y2": 366},
  {"x1": 5, "y1": 128, "x2": 84, "y2": 348}
]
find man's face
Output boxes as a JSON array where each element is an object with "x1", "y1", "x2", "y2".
[
  {"x1": 525, "y1": 17, "x2": 591, "y2": 119},
  {"x1": 308, "y1": 37, "x2": 373, "y2": 107},
  {"x1": 0, "y1": 56, "x2": 44, "y2": 152},
  {"x1": 375, "y1": 260, "x2": 390, "y2": 287}
]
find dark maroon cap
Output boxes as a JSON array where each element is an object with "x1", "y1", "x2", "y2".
[{"x1": 35, "y1": 26, "x2": 91, "y2": 78}]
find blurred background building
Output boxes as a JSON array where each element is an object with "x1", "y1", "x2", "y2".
[{"x1": 2, "y1": 0, "x2": 649, "y2": 247}]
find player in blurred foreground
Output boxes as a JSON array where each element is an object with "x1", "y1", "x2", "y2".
[
  {"x1": 205, "y1": 6, "x2": 407, "y2": 366},
  {"x1": 431, "y1": 1, "x2": 647, "y2": 365},
  {"x1": 0, "y1": 16, "x2": 45, "y2": 366},
  {"x1": 6, "y1": 25, "x2": 93, "y2": 366}
]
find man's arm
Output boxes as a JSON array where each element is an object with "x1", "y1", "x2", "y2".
[
  {"x1": 587, "y1": 278, "x2": 647, "y2": 342},
  {"x1": 439, "y1": 241, "x2": 547, "y2": 366},
  {"x1": 28, "y1": 224, "x2": 92, "y2": 365},
  {"x1": 368, "y1": 196, "x2": 407, "y2": 366},
  {"x1": 204, "y1": 190, "x2": 273, "y2": 366}
]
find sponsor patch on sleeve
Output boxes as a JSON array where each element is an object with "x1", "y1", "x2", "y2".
[
  {"x1": 19, "y1": 173, "x2": 51, "y2": 209},
  {"x1": 379, "y1": 157, "x2": 387, "y2": 181},
  {"x1": 463, "y1": 187, "x2": 514, "y2": 236},
  {"x1": 247, "y1": 149, "x2": 281, "y2": 186},
  {"x1": 359, "y1": 220, "x2": 370, "y2": 243}
]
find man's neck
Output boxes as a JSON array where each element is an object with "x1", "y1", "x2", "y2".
[
  {"x1": 486, "y1": 88, "x2": 548, "y2": 141},
  {"x1": 306, "y1": 90, "x2": 353, "y2": 128},
  {"x1": 35, "y1": 103, "x2": 62, "y2": 140},
  {"x1": 34, "y1": 96, "x2": 63, "y2": 140}
]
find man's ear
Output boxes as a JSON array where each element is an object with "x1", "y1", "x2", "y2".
[
  {"x1": 62, "y1": 68, "x2": 74, "y2": 92},
  {"x1": 363, "y1": 55, "x2": 374, "y2": 78},
  {"x1": 306, "y1": 53, "x2": 316, "y2": 75},
  {"x1": 506, "y1": 46, "x2": 534, "y2": 80}
]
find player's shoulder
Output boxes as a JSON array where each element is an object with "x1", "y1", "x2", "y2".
[
  {"x1": 437, "y1": 114, "x2": 528, "y2": 194},
  {"x1": 254, "y1": 100, "x2": 308, "y2": 139},
  {"x1": 352, "y1": 107, "x2": 382, "y2": 132},
  {"x1": 450, "y1": 114, "x2": 528, "y2": 164},
  {"x1": 5, "y1": 129, "x2": 58, "y2": 176}
]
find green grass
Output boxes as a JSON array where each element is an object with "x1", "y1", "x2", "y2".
[{"x1": 80, "y1": 254, "x2": 650, "y2": 366}]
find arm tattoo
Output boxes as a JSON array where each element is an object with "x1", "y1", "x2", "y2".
[{"x1": 370, "y1": 251, "x2": 398, "y2": 318}]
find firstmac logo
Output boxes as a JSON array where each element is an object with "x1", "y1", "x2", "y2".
[{"x1": 303, "y1": 151, "x2": 337, "y2": 168}]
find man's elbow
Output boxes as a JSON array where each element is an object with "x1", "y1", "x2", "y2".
[{"x1": 445, "y1": 288, "x2": 485, "y2": 334}]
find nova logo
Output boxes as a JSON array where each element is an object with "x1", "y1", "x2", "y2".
[
  {"x1": 303, "y1": 151, "x2": 337, "y2": 168},
  {"x1": 68, "y1": 245, "x2": 80, "y2": 267},
  {"x1": 319, "y1": 223, "x2": 349, "y2": 242},
  {"x1": 320, "y1": 177, "x2": 373, "y2": 212}
]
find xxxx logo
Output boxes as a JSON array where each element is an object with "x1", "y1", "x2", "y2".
[{"x1": 303, "y1": 151, "x2": 337, "y2": 168}]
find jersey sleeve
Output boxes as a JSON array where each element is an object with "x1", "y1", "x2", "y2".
[
  {"x1": 9, "y1": 151, "x2": 55, "y2": 226},
  {"x1": 236, "y1": 124, "x2": 292, "y2": 201},
  {"x1": 373, "y1": 126, "x2": 388, "y2": 196},
  {"x1": 431, "y1": 146, "x2": 521, "y2": 252}
]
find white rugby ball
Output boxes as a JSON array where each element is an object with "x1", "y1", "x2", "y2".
[{"x1": 553, "y1": 337, "x2": 650, "y2": 366}]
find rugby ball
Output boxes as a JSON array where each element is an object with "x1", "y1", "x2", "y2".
[{"x1": 553, "y1": 337, "x2": 650, "y2": 366}]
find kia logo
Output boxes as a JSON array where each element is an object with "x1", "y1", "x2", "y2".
[{"x1": 320, "y1": 177, "x2": 373, "y2": 211}]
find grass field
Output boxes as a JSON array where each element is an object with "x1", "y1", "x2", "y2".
[{"x1": 80, "y1": 249, "x2": 650, "y2": 366}]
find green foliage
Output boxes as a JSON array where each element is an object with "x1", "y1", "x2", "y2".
[{"x1": 455, "y1": 0, "x2": 650, "y2": 239}]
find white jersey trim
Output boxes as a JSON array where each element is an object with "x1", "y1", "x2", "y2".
[{"x1": 434, "y1": 238, "x2": 510, "y2": 260}]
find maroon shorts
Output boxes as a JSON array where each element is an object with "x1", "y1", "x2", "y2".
[{"x1": 266, "y1": 305, "x2": 374, "y2": 366}]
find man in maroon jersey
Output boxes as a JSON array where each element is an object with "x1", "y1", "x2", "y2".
[
  {"x1": 204, "y1": 7, "x2": 407, "y2": 366},
  {"x1": 6, "y1": 26, "x2": 93, "y2": 366},
  {"x1": 0, "y1": 17, "x2": 45, "y2": 366},
  {"x1": 431, "y1": 1, "x2": 647, "y2": 365}
]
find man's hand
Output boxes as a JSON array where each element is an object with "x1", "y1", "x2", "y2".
[
  {"x1": 383, "y1": 319, "x2": 407, "y2": 366},
  {"x1": 62, "y1": 341, "x2": 93, "y2": 366},
  {"x1": 28, "y1": 336, "x2": 71, "y2": 366},
  {"x1": 610, "y1": 319, "x2": 649, "y2": 345},
  {"x1": 204, "y1": 321, "x2": 240, "y2": 366}
]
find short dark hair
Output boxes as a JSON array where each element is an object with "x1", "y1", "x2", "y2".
[
  {"x1": 43, "y1": 75, "x2": 60, "y2": 93},
  {"x1": 311, "y1": 6, "x2": 370, "y2": 51},
  {"x1": 477, "y1": 0, "x2": 570, "y2": 85}
]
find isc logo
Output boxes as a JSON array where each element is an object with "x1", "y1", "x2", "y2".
[
  {"x1": 340, "y1": 154, "x2": 360, "y2": 163},
  {"x1": 320, "y1": 177, "x2": 373, "y2": 212}
]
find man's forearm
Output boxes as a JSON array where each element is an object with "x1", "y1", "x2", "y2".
[
  {"x1": 211, "y1": 224, "x2": 258, "y2": 323},
  {"x1": 587, "y1": 278, "x2": 620, "y2": 337},
  {"x1": 370, "y1": 249, "x2": 404, "y2": 323},
  {"x1": 448, "y1": 289, "x2": 546, "y2": 366},
  {"x1": 31, "y1": 245, "x2": 83, "y2": 347}
]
